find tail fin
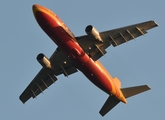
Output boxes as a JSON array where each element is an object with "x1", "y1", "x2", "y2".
[
  {"x1": 99, "y1": 85, "x2": 150, "y2": 116},
  {"x1": 113, "y1": 77, "x2": 121, "y2": 88},
  {"x1": 121, "y1": 85, "x2": 150, "y2": 98}
]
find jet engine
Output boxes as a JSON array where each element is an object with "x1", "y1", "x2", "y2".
[
  {"x1": 85, "y1": 25, "x2": 103, "y2": 42},
  {"x1": 37, "y1": 53, "x2": 52, "y2": 69}
]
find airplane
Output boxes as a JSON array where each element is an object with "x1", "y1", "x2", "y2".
[{"x1": 19, "y1": 4, "x2": 158, "y2": 116}]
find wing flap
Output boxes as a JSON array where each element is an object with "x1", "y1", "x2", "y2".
[{"x1": 107, "y1": 28, "x2": 147, "y2": 46}]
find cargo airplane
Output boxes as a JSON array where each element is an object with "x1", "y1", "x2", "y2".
[{"x1": 20, "y1": 4, "x2": 158, "y2": 116}]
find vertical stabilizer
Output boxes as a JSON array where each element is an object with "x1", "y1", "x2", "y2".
[{"x1": 113, "y1": 77, "x2": 121, "y2": 88}]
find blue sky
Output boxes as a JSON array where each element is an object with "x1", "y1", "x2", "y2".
[{"x1": 0, "y1": 0, "x2": 164, "y2": 119}]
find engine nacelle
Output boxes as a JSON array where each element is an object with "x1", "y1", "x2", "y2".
[
  {"x1": 37, "y1": 53, "x2": 52, "y2": 69},
  {"x1": 85, "y1": 25, "x2": 103, "y2": 42}
]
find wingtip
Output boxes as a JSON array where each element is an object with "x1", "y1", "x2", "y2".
[
  {"x1": 19, "y1": 96, "x2": 25, "y2": 104},
  {"x1": 146, "y1": 85, "x2": 151, "y2": 90},
  {"x1": 150, "y1": 20, "x2": 159, "y2": 27},
  {"x1": 19, "y1": 95, "x2": 28, "y2": 104}
]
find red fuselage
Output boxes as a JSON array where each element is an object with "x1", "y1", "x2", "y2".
[{"x1": 32, "y1": 4, "x2": 126, "y2": 103}]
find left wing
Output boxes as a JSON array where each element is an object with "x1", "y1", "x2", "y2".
[
  {"x1": 19, "y1": 48, "x2": 77, "y2": 103},
  {"x1": 77, "y1": 20, "x2": 158, "y2": 61}
]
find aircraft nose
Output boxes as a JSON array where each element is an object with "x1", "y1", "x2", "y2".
[
  {"x1": 32, "y1": 4, "x2": 37, "y2": 9},
  {"x1": 32, "y1": 4, "x2": 41, "y2": 9},
  {"x1": 32, "y1": 4, "x2": 39, "y2": 14},
  {"x1": 33, "y1": 4, "x2": 37, "y2": 10},
  {"x1": 32, "y1": 4, "x2": 45, "y2": 16}
]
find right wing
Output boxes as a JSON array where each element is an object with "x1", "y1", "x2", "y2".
[
  {"x1": 77, "y1": 21, "x2": 158, "y2": 61},
  {"x1": 19, "y1": 48, "x2": 77, "y2": 103},
  {"x1": 100, "y1": 20, "x2": 158, "y2": 47}
]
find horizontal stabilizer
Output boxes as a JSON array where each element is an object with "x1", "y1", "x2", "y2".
[
  {"x1": 99, "y1": 85, "x2": 150, "y2": 116},
  {"x1": 121, "y1": 85, "x2": 150, "y2": 98},
  {"x1": 99, "y1": 96, "x2": 120, "y2": 116}
]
